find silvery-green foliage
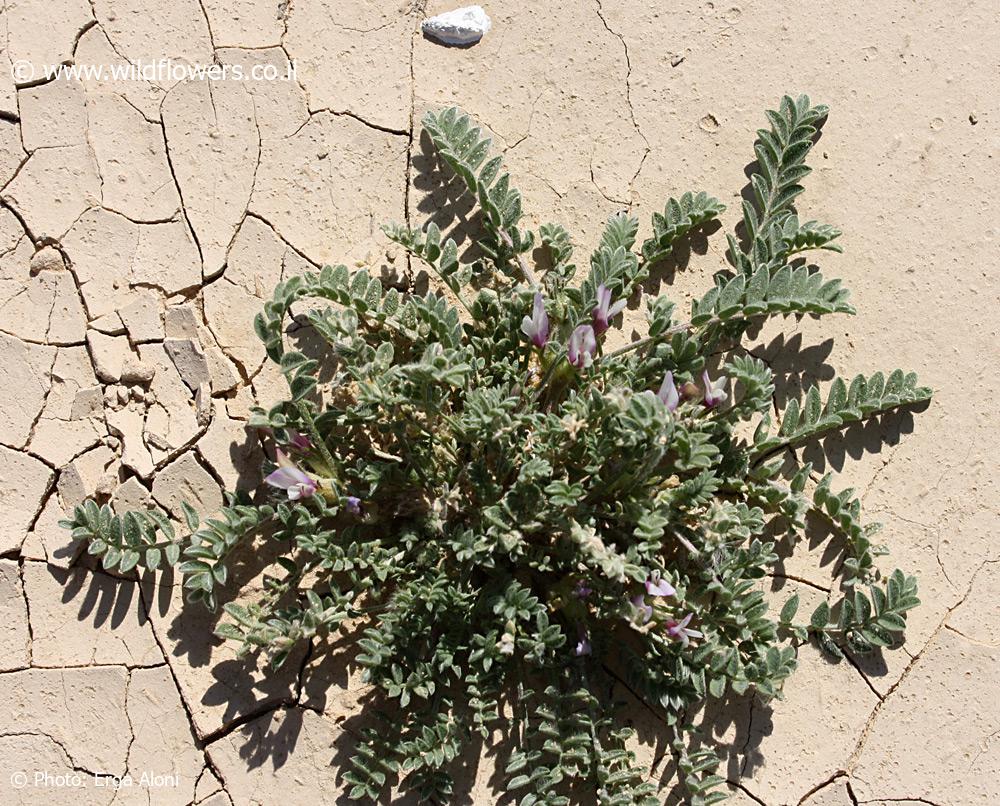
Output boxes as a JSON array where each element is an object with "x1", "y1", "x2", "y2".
[{"x1": 63, "y1": 95, "x2": 930, "y2": 804}]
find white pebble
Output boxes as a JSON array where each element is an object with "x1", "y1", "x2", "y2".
[{"x1": 422, "y1": 5, "x2": 492, "y2": 46}]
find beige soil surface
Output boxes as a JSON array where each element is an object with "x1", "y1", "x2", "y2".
[{"x1": 0, "y1": 1, "x2": 997, "y2": 804}]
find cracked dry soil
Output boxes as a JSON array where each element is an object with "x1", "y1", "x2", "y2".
[{"x1": 0, "y1": 1, "x2": 997, "y2": 804}]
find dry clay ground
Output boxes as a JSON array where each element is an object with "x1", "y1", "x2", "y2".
[{"x1": 0, "y1": 0, "x2": 997, "y2": 804}]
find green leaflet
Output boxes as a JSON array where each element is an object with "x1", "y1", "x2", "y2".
[
  {"x1": 691, "y1": 262, "x2": 855, "y2": 327},
  {"x1": 641, "y1": 191, "x2": 727, "y2": 265},
  {"x1": 422, "y1": 107, "x2": 534, "y2": 274},
  {"x1": 756, "y1": 370, "x2": 932, "y2": 455},
  {"x1": 730, "y1": 94, "x2": 836, "y2": 275}
]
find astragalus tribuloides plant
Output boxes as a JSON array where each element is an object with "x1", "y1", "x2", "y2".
[{"x1": 64, "y1": 95, "x2": 929, "y2": 804}]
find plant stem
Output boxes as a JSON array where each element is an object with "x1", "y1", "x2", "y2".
[
  {"x1": 498, "y1": 229, "x2": 538, "y2": 287},
  {"x1": 297, "y1": 400, "x2": 339, "y2": 487},
  {"x1": 600, "y1": 316, "x2": 706, "y2": 360}
]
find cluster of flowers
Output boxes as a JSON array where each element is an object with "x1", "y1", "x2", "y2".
[
  {"x1": 522, "y1": 283, "x2": 722, "y2": 654},
  {"x1": 521, "y1": 283, "x2": 728, "y2": 405},
  {"x1": 264, "y1": 283, "x2": 723, "y2": 657},
  {"x1": 571, "y1": 574, "x2": 703, "y2": 658},
  {"x1": 263, "y1": 430, "x2": 361, "y2": 514}
]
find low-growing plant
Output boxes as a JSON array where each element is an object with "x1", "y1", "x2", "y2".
[{"x1": 64, "y1": 95, "x2": 929, "y2": 804}]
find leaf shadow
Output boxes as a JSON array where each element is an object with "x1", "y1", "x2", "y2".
[
  {"x1": 412, "y1": 128, "x2": 484, "y2": 266},
  {"x1": 749, "y1": 331, "x2": 836, "y2": 411},
  {"x1": 58, "y1": 562, "x2": 147, "y2": 632},
  {"x1": 639, "y1": 220, "x2": 723, "y2": 299}
]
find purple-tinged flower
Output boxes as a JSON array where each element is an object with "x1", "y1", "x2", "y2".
[
  {"x1": 345, "y1": 496, "x2": 362, "y2": 516},
  {"x1": 702, "y1": 370, "x2": 729, "y2": 408},
  {"x1": 498, "y1": 630, "x2": 516, "y2": 656},
  {"x1": 645, "y1": 574, "x2": 676, "y2": 598},
  {"x1": 265, "y1": 456, "x2": 317, "y2": 501},
  {"x1": 520, "y1": 292, "x2": 550, "y2": 349},
  {"x1": 592, "y1": 284, "x2": 627, "y2": 335},
  {"x1": 573, "y1": 580, "x2": 593, "y2": 600},
  {"x1": 285, "y1": 430, "x2": 312, "y2": 453},
  {"x1": 629, "y1": 576, "x2": 673, "y2": 626},
  {"x1": 630, "y1": 594, "x2": 653, "y2": 624},
  {"x1": 665, "y1": 613, "x2": 704, "y2": 647},
  {"x1": 574, "y1": 625, "x2": 592, "y2": 656},
  {"x1": 567, "y1": 324, "x2": 597, "y2": 368},
  {"x1": 656, "y1": 370, "x2": 680, "y2": 412}
]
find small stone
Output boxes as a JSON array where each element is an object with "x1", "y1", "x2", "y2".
[
  {"x1": 89, "y1": 310, "x2": 126, "y2": 335},
  {"x1": 119, "y1": 289, "x2": 164, "y2": 343},
  {"x1": 164, "y1": 305, "x2": 201, "y2": 339},
  {"x1": 969, "y1": 111, "x2": 979, "y2": 125},
  {"x1": 145, "y1": 430, "x2": 172, "y2": 452},
  {"x1": 104, "y1": 434, "x2": 121, "y2": 450},
  {"x1": 670, "y1": 54, "x2": 685, "y2": 67},
  {"x1": 95, "y1": 470, "x2": 117, "y2": 497},
  {"x1": 28, "y1": 245, "x2": 64, "y2": 274},
  {"x1": 86, "y1": 331, "x2": 130, "y2": 383},
  {"x1": 165, "y1": 337, "x2": 212, "y2": 392},
  {"x1": 107, "y1": 407, "x2": 154, "y2": 479},
  {"x1": 120, "y1": 355, "x2": 156, "y2": 385},
  {"x1": 143, "y1": 390, "x2": 156, "y2": 405},
  {"x1": 117, "y1": 385, "x2": 130, "y2": 405},
  {"x1": 195, "y1": 382, "x2": 212, "y2": 426},
  {"x1": 69, "y1": 386, "x2": 103, "y2": 419},
  {"x1": 422, "y1": 5, "x2": 491, "y2": 46}
]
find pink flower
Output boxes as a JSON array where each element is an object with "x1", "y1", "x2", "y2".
[
  {"x1": 285, "y1": 430, "x2": 312, "y2": 452},
  {"x1": 592, "y1": 284, "x2": 627, "y2": 335},
  {"x1": 520, "y1": 292, "x2": 550, "y2": 349},
  {"x1": 265, "y1": 451, "x2": 317, "y2": 500},
  {"x1": 630, "y1": 594, "x2": 653, "y2": 624},
  {"x1": 345, "y1": 496, "x2": 362, "y2": 516},
  {"x1": 574, "y1": 625, "x2": 592, "y2": 656},
  {"x1": 665, "y1": 613, "x2": 703, "y2": 647},
  {"x1": 567, "y1": 324, "x2": 597, "y2": 368},
  {"x1": 702, "y1": 370, "x2": 728, "y2": 408},
  {"x1": 656, "y1": 370, "x2": 680, "y2": 412},
  {"x1": 630, "y1": 575, "x2": 675, "y2": 625},
  {"x1": 645, "y1": 575, "x2": 676, "y2": 598}
]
